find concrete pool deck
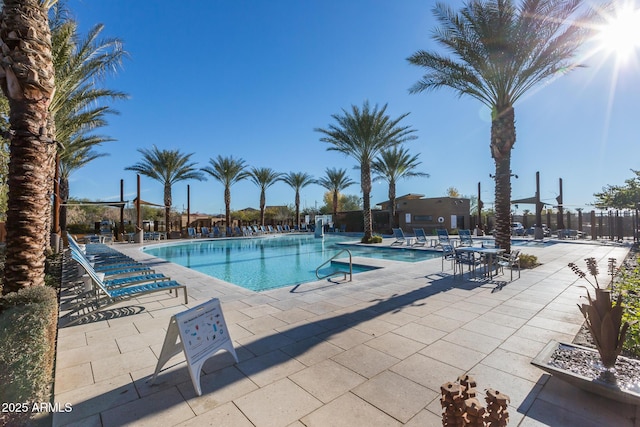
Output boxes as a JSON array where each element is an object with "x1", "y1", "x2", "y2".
[{"x1": 53, "y1": 237, "x2": 638, "y2": 426}]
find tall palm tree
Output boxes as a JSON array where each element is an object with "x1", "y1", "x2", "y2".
[
  {"x1": 315, "y1": 167, "x2": 356, "y2": 218},
  {"x1": 51, "y1": 10, "x2": 128, "y2": 232},
  {"x1": 126, "y1": 147, "x2": 204, "y2": 233},
  {"x1": 0, "y1": 0, "x2": 57, "y2": 292},
  {"x1": 248, "y1": 167, "x2": 283, "y2": 226},
  {"x1": 372, "y1": 146, "x2": 429, "y2": 229},
  {"x1": 408, "y1": 0, "x2": 592, "y2": 252},
  {"x1": 316, "y1": 101, "x2": 416, "y2": 242},
  {"x1": 201, "y1": 155, "x2": 249, "y2": 228},
  {"x1": 281, "y1": 172, "x2": 314, "y2": 229}
]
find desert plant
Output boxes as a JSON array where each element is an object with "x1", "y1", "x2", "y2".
[
  {"x1": 569, "y1": 257, "x2": 630, "y2": 368},
  {"x1": 519, "y1": 254, "x2": 538, "y2": 269}
]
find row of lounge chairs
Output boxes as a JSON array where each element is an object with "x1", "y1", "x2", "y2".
[
  {"x1": 60, "y1": 233, "x2": 188, "y2": 326},
  {"x1": 188, "y1": 224, "x2": 297, "y2": 238},
  {"x1": 391, "y1": 227, "x2": 477, "y2": 248}
]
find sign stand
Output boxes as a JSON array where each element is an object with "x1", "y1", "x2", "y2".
[{"x1": 151, "y1": 298, "x2": 237, "y2": 396}]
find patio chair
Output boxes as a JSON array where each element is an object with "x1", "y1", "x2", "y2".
[
  {"x1": 436, "y1": 228, "x2": 454, "y2": 247},
  {"x1": 496, "y1": 249, "x2": 521, "y2": 281},
  {"x1": 70, "y1": 250, "x2": 171, "y2": 290},
  {"x1": 459, "y1": 229, "x2": 474, "y2": 247},
  {"x1": 412, "y1": 228, "x2": 429, "y2": 247},
  {"x1": 201, "y1": 226, "x2": 211, "y2": 237},
  {"x1": 187, "y1": 227, "x2": 197, "y2": 238},
  {"x1": 62, "y1": 267, "x2": 187, "y2": 327},
  {"x1": 67, "y1": 234, "x2": 154, "y2": 277},
  {"x1": 391, "y1": 228, "x2": 407, "y2": 246},
  {"x1": 211, "y1": 226, "x2": 222, "y2": 237},
  {"x1": 441, "y1": 243, "x2": 458, "y2": 273}
]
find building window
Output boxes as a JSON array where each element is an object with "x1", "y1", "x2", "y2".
[{"x1": 413, "y1": 215, "x2": 433, "y2": 222}]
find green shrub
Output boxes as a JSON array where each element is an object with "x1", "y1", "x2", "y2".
[
  {"x1": 519, "y1": 253, "x2": 538, "y2": 269},
  {"x1": 0, "y1": 286, "x2": 59, "y2": 425},
  {"x1": 66, "y1": 223, "x2": 94, "y2": 234},
  {"x1": 617, "y1": 260, "x2": 640, "y2": 358},
  {"x1": 361, "y1": 234, "x2": 383, "y2": 244}
]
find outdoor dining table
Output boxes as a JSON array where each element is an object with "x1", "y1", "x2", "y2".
[{"x1": 455, "y1": 246, "x2": 506, "y2": 279}]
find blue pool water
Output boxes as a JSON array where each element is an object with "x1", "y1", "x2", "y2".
[{"x1": 142, "y1": 234, "x2": 439, "y2": 291}]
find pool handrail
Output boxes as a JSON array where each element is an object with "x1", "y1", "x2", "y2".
[{"x1": 315, "y1": 249, "x2": 353, "y2": 282}]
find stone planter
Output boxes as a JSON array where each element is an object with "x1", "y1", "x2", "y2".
[{"x1": 531, "y1": 340, "x2": 640, "y2": 406}]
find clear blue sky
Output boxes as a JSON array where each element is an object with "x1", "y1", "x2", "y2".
[{"x1": 65, "y1": 0, "x2": 640, "y2": 217}]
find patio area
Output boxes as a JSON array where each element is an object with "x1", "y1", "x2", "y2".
[{"x1": 52, "y1": 238, "x2": 638, "y2": 426}]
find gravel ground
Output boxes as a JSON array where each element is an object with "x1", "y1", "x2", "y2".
[{"x1": 549, "y1": 344, "x2": 640, "y2": 393}]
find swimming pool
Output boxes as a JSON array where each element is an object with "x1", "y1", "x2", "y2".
[{"x1": 142, "y1": 234, "x2": 439, "y2": 291}]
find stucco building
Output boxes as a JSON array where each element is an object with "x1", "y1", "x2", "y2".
[{"x1": 378, "y1": 194, "x2": 471, "y2": 235}]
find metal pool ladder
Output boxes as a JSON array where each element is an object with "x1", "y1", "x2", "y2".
[{"x1": 315, "y1": 249, "x2": 353, "y2": 282}]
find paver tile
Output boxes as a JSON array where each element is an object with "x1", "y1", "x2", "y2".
[
  {"x1": 289, "y1": 359, "x2": 366, "y2": 403},
  {"x1": 300, "y1": 392, "x2": 401, "y2": 427},
  {"x1": 101, "y1": 386, "x2": 194, "y2": 427},
  {"x1": 178, "y1": 366, "x2": 258, "y2": 415},
  {"x1": 234, "y1": 378, "x2": 322, "y2": 427},
  {"x1": 365, "y1": 332, "x2": 425, "y2": 359},
  {"x1": 174, "y1": 401, "x2": 254, "y2": 427},
  {"x1": 281, "y1": 336, "x2": 344, "y2": 366},
  {"x1": 54, "y1": 362, "x2": 94, "y2": 394},
  {"x1": 419, "y1": 339, "x2": 486, "y2": 371},
  {"x1": 393, "y1": 322, "x2": 447, "y2": 345},
  {"x1": 353, "y1": 370, "x2": 437, "y2": 423},
  {"x1": 462, "y1": 318, "x2": 517, "y2": 340},
  {"x1": 52, "y1": 374, "x2": 137, "y2": 426},
  {"x1": 332, "y1": 343, "x2": 400, "y2": 378},
  {"x1": 91, "y1": 347, "x2": 157, "y2": 383},
  {"x1": 391, "y1": 353, "x2": 463, "y2": 393},
  {"x1": 442, "y1": 327, "x2": 503, "y2": 354},
  {"x1": 236, "y1": 349, "x2": 305, "y2": 387}
]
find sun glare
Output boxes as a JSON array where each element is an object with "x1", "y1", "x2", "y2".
[{"x1": 596, "y1": 2, "x2": 640, "y2": 62}]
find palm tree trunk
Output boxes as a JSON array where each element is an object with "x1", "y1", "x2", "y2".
[
  {"x1": 491, "y1": 106, "x2": 515, "y2": 254},
  {"x1": 361, "y1": 163, "x2": 372, "y2": 241},
  {"x1": 0, "y1": 0, "x2": 56, "y2": 293},
  {"x1": 260, "y1": 190, "x2": 266, "y2": 226},
  {"x1": 164, "y1": 183, "x2": 172, "y2": 233},
  {"x1": 388, "y1": 180, "x2": 396, "y2": 229},
  {"x1": 332, "y1": 190, "x2": 339, "y2": 218},
  {"x1": 295, "y1": 191, "x2": 300, "y2": 228},
  {"x1": 224, "y1": 186, "x2": 231, "y2": 229},
  {"x1": 60, "y1": 176, "x2": 69, "y2": 232}
]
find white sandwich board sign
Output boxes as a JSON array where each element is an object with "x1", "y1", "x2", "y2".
[{"x1": 151, "y1": 298, "x2": 237, "y2": 395}]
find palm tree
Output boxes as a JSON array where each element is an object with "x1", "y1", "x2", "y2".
[
  {"x1": 126, "y1": 147, "x2": 204, "y2": 234},
  {"x1": 372, "y1": 146, "x2": 428, "y2": 229},
  {"x1": 315, "y1": 167, "x2": 356, "y2": 218},
  {"x1": 201, "y1": 155, "x2": 249, "y2": 229},
  {"x1": 281, "y1": 172, "x2": 314, "y2": 229},
  {"x1": 408, "y1": 0, "x2": 592, "y2": 252},
  {"x1": 51, "y1": 10, "x2": 128, "y2": 232},
  {"x1": 0, "y1": 0, "x2": 57, "y2": 292},
  {"x1": 248, "y1": 167, "x2": 283, "y2": 226},
  {"x1": 316, "y1": 101, "x2": 416, "y2": 242}
]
